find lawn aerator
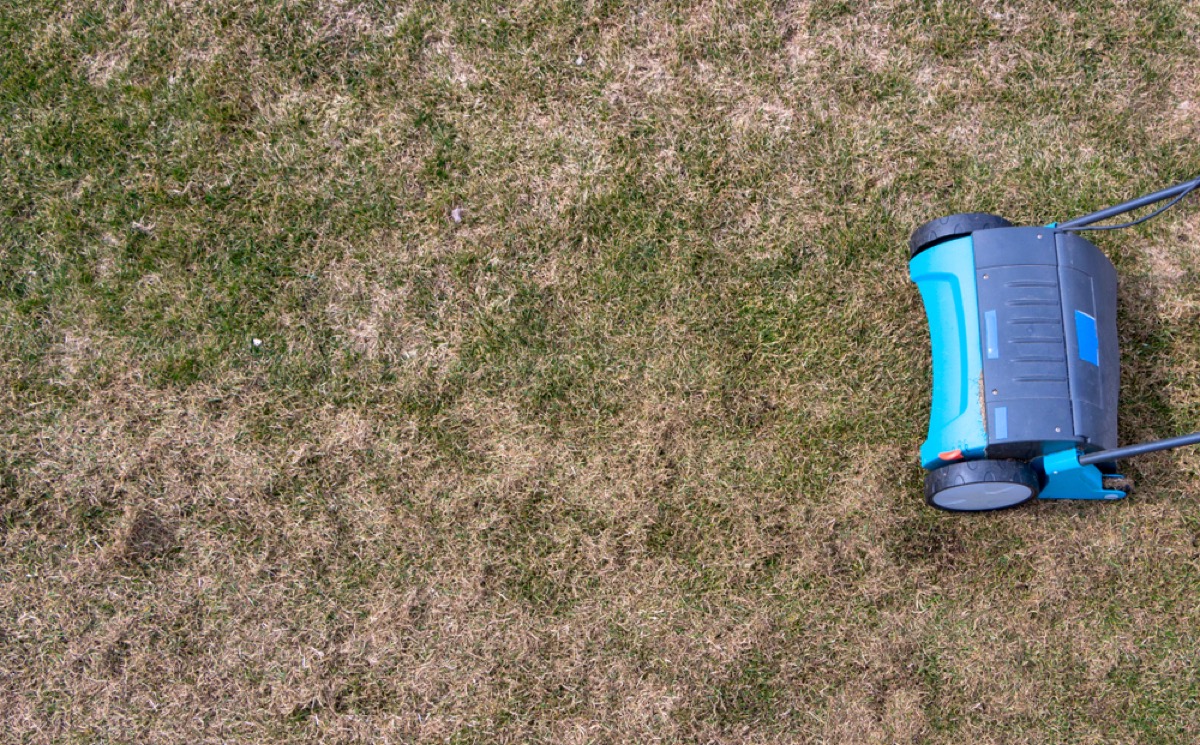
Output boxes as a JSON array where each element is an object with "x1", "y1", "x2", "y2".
[{"x1": 910, "y1": 176, "x2": 1200, "y2": 511}]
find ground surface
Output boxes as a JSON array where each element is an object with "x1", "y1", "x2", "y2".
[{"x1": 3, "y1": 1, "x2": 1200, "y2": 742}]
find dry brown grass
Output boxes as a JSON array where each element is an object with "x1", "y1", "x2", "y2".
[{"x1": 4, "y1": 0, "x2": 1200, "y2": 742}]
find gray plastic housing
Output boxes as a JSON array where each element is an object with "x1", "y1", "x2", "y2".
[{"x1": 972, "y1": 227, "x2": 1119, "y2": 461}]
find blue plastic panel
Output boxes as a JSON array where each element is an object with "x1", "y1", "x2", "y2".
[
  {"x1": 910, "y1": 237, "x2": 988, "y2": 468},
  {"x1": 1036, "y1": 448, "x2": 1125, "y2": 500}
]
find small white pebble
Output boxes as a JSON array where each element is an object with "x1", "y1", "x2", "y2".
[
  {"x1": 575, "y1": 55, "x2": 585, "y2": 66},
  {"x1": 252, "y1": 338, "x2": 262, "y2": 347},
  {"x1": 450, "y1": 207, "x2": 463, "y2": 223}
]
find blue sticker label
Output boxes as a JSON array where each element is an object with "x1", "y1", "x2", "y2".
[
  {"x1": 1075, "y1": 310, "x2": 1099, "y2": 366},
  {"x1": 995, "y1": 406, "x2": 1008, "y2": 440},
  {"x1": 985, "y1": 310, "x2": 999, "y2": 359}
]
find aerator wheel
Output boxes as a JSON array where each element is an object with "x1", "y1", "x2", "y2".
[
  {"x1": 909, "y1": 213, "x2": 1013, "y2": 259},
  {"x1": 925, "y1": 460, "x2": 1040, "y2": 512}
]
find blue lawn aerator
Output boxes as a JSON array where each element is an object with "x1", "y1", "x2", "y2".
[{"x1": 910, "y1": 176, "x2": 1200, "y2": 511}]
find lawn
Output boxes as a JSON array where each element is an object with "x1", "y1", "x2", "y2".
[{"x1": 3, "y1": 0, "x2": 1200, "y2": 742}]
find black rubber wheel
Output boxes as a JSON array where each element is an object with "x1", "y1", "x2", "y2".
[
  {"x1": 909, "y1": 213, "x2": 1013, "y2": 259},
  {"x1": 924, "y1": 460, "x2": 1039, "y2": 512}
]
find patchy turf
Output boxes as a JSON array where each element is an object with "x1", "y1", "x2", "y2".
[{"x1": 3, "y1": 0, "x2": 1200, "y2": 742}]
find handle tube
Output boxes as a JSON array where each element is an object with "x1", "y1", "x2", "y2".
[
  {"x1": 1057, "y1": 176, "x2": 1200, "y2": 230},
  {"x1": 1078, "y1": 431, "x2": 1200, "y2": 465}
]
